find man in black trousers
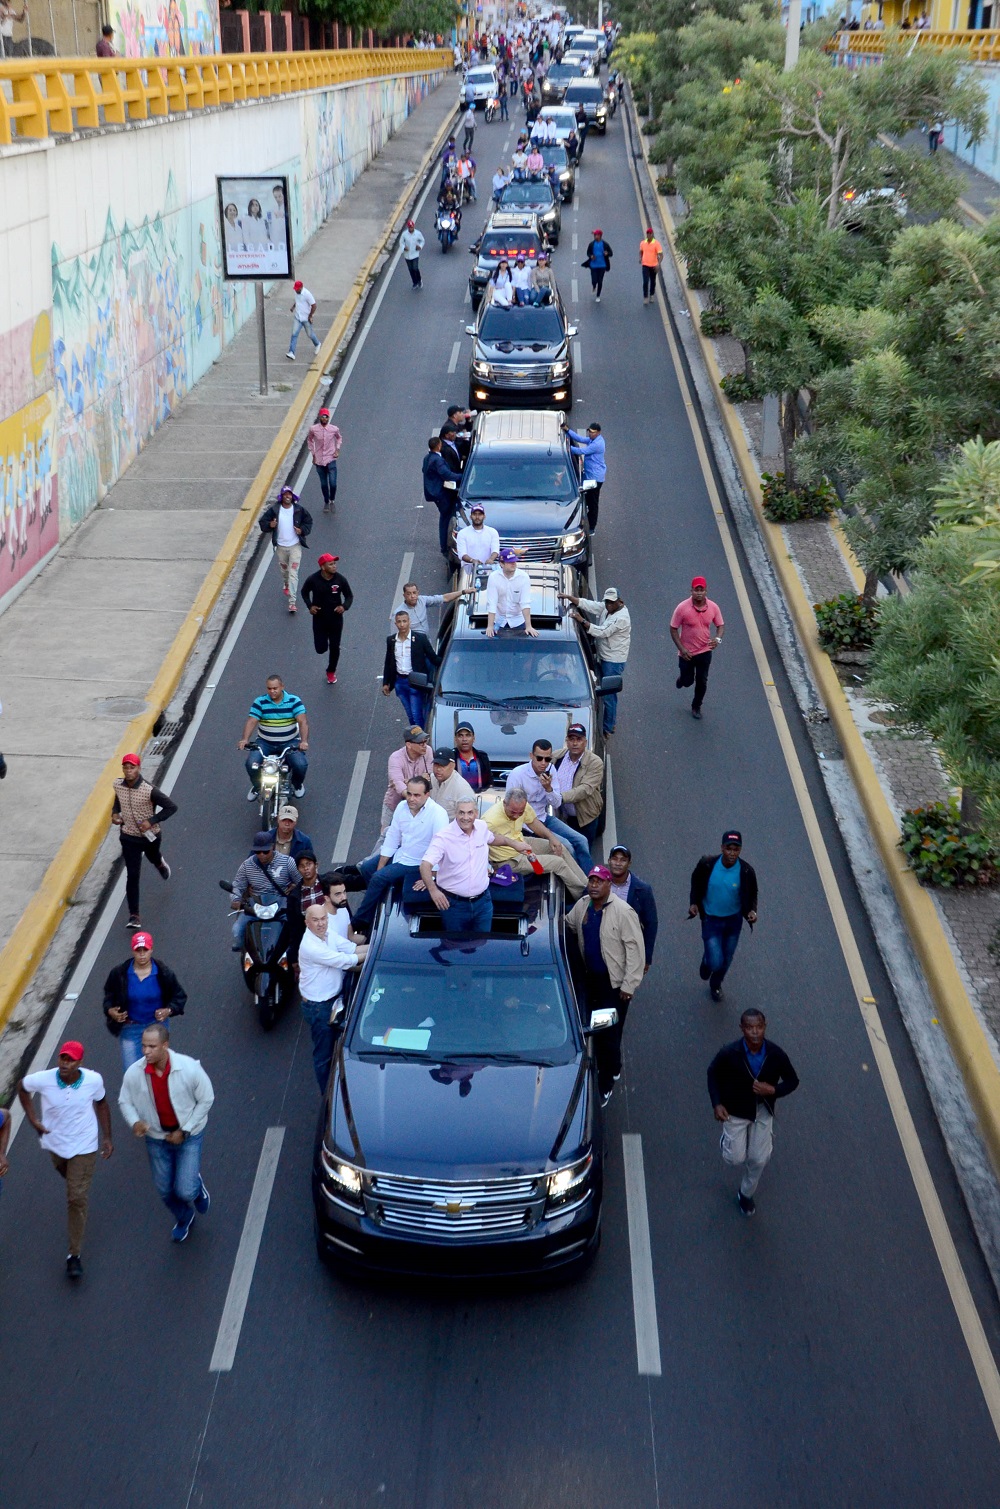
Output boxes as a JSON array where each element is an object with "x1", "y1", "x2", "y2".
[
  {"x1": 707, "y1": 1008, "x2": 799, "y2": 1217},
  {"x1": 301, "y1": 552, "x2": 353, "y2": 686}
]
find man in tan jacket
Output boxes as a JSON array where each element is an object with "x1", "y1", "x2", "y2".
[
  {"x1": 553, "y1": 723, "x2": 604, "y2": 847},
  {"x1": 566, "y1": 865, "x2": 645, "y2": 1103}
]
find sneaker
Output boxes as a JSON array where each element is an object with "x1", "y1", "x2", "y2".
[
  {"x1": 127, "y1": 914, "x2": 142, "y2": 931},
  {"x1": 323, "y1": 502, "x2": 331, "y2": 513},
  {"x1": 247, "y1": 787, "x2": 258, "y2": 802},
  {"x1": 326, "y1": 671, "x2": 337, "y2": 684},
  {"x1": 600, "y1": 1089, "x2": 613, "y2": 1107},
  {"x1": 293, "y1": 785, "x2": 306, "y2": 799},
  {"x1": 66, "y1": 1253, "x2": 83, "y2": 1278},
  {"x1": 285, "y1": 351, "x2": 295, "y2": 361},
  {"x1": 288, "y1": 602, "x2": 297, "y2": 614},
  {"x1": 676, "y1": 677, "x2": 684, "y2": 689},
  {"x1": 283, "y1": 585, "x2": 289, "y2": 595},
  {"x1": 194, "y1": 1182, "x2": 211, "y2": 1216},
  {"x1": 596, "y1": 294, "x2": 601, "y2": 303},
  {"x1": 737, "y1": 1192, "x2": 755, "y2": 1217},
  {"x1": 158, "y1": 860, "x2": 171, "y2": 881},
  {"x1": 171, "y1": 1215, "x2": 195, "y2": 1243},
  {"x1": 710, "y1": 985, "x2": 723, "y2": 1002},
  {"x1": 692, "y1": 708, "x2": 702, "y2": 720}
]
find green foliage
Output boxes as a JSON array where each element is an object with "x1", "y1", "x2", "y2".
[
  {"x1": 719, "y1": 371, "x2": 759, "y2": 402},
  {"x1": 900, "y1": 802, "x2": 997, "y2": 887},
  {"x1": 761, "y1": 471, "x2": 836, "y2": 522},
  {"x1": 700, "y1": 304, "x2": 730, "y2": 336},
  {"x1": 814, "y1": 592, "x2": 878, "y2": 652},
  {"x1": 385, "y1": 0, "x2": 458, "y2": 35},
  {"x1": 656, "y1": 173, "x2": 678, "y2": 195}
]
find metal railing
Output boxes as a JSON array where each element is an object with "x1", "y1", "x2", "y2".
[
  {"x1": 829, "y1": 28, "x2": 1000, "y2": 60},
  {"x1": 0, "y1": 47, "x2": 452, "y2": 145}
]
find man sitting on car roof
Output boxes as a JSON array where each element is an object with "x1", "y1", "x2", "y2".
[{"x1": 484, "y1": 787, "x2": 589, "y2": 898}]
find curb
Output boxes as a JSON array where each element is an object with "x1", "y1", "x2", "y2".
[
  {"x1": 636, "y1": 123, "x2": 1000, "y2": 1181},
  {"x1": 0, "y1": 84, "x2": 457, "y2": 1041}
]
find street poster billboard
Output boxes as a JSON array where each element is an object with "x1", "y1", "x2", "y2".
[{"x1": 217, "y1": 175, "x2": 293, "y2": 280}]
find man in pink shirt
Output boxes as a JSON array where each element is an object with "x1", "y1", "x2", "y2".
[
  {"x1": 419, "y1": 799, "x2": 493, "y2": 934},
  {"x1": 670, "y1": 575, "x2": 725, "y2": 719},
  {"x1": 306, "y1": 407, "x2": 342, "y2": 512},
  {"x1": 380, "y1": 726, "x2": 433, "y2": 831}
]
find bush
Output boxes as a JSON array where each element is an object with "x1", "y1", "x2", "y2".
[
  {"x1": 761, "y1": 470, "x2": 837, "y2": 522},
  {"x1": 642, "y1": 117, "x2": 661, "y2": 136},
  {"x1": 700, "y1": 305, "x2": 730, "y2": 337},
  {"x1": 719, "y1": 371, "x2": 759, "y2": 403},
  {"x1": 684, "y1": 256, "x2": 707, "y2": 288},
  {"x1": 656, "y1": 173, "x2": 677, "y2": 196},
  {"x1": 900, "y1": 801, "x2": 997, "y2": 887},
  {"x1": 814, "y1": 592, "x2": 878, "y2": 652},
  {"x1": 647, "y1": 135, "x2": 672, "y2": 164}
]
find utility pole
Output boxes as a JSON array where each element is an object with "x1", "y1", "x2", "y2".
[{"x1": 784, "y1": 0, "x2": 801, "y2": 71}]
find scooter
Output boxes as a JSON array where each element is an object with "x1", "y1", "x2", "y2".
[
  {"x1": 247, "y1": 741, "x2": 294, "y2": 830},
  {"x1": 437, "y1": 209, "x2": 459, "y2": 252},
  {"x1": 220, "y1": 881, "x2": 295, "y2": 1031}
]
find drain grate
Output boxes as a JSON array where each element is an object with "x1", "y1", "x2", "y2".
[{"x1": 146, "y1": 719, "x2": 184, "y2": 756}]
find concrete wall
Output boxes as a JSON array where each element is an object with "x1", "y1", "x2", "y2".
[{"x1": 0, "y1": 67, "x2": 442, "y2": 611}]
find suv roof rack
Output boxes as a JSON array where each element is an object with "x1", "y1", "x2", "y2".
[{"x1": 465, "y1": 561, "x2": 567, "y2": 626}]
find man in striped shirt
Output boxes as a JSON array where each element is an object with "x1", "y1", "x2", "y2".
[{"x1": 238, "y1": 675, "x2": 309, "y2": 799}]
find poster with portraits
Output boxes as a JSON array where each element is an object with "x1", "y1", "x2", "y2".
[{"x1": 218, "y1": 175, "x2": 293, "y2": 279}]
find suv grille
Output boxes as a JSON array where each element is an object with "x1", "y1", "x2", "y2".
[
  {"x1": 487, "y1": 366, "x2": 556, "y2": 388},
  {"x1": 369, "y1": 1171, "x2": 542, "y2": 1239},
  {"x1": 501, "y1": 534, "x2": 562, "y2": 561}
]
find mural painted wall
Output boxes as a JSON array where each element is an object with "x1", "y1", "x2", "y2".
[
  {"x1": 0, "y1": 65, "x2": 444, "y2": 610},
  {"x1": 108, "y1": 0, "x2": 221, "y2": 57}
]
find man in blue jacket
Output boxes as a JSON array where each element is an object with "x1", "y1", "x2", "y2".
[
  {"x1": 607, "y1": 845, "x2": 658, "y2": 973},
  {"x1": 707, "y1": 1008, "x2": 799, "y2": 1217},
  {"x1": 422, "y1": 436, "x2": 463, "y2": 556},
  {"x1": 565, "y1": 420, "x2": 606, "y2": 531}
]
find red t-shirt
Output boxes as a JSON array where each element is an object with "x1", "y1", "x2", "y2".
[
  {"x1": 670, "y1": 597, "x2": 724, "y2": 656},
  {"x1": 145, "y1": 1060, "x2": 180, "y2": 1130}
]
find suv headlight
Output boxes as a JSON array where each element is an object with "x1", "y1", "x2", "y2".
[
  {"x1": 560, "y1": 170, "x2": 571, "y2": 182},
  {"x1": 473, "y1": 359, "x2": 490, "y2": 377},
  {"x1": 321, "y1": 1146, "x2": 364, "y2": 1206},
  {"x1": 561, "y1": 528, "x2": 586, "y2": 554},
  {"x1": 551, "y1": 359, "x2": 570, "y2": 377},
  {"x1": 545, "y1": 1152, "x2": 592, "y2": 1213}
]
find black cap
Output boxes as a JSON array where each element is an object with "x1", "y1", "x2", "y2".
[
  {"x1": 432, "y1": 747, "x2": 455, "y2": 764},
  {"x1": 722, "y1": 831, "x2": 743, "y2": 847},
  {"x1": 609, "y1": 844, "x2": 631, "y2": 859},
  {"x1": 455, "y1": 721, "x2": 474, "y2": 735},
  {"x1": 567, "y1": 723, "x2": 587, "y2": 737}
]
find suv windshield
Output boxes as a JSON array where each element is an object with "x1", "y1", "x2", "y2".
[
  {"x1": 546, "y1": 64, "x2": 581, "y2": 80},
  {"x1": 467, "y1": 68, "x2": 495, "y2": 83},
  {"x1": 479, "y1": 306, "x2": 563, "y2": 343},
  {"x1": 464, "y1": 453, "x2": 578, "y2": 502},
  {"x1": 540, "y1": 145, "x2": 570, "y2": 170},
  {"x1": 479, "y1": 233, "x2": 543, "y2": 262},
  {"x1": 440, "y1": 637, "x2": 591, "y2": 703},
  {"x1": 565, "y1": 83, "x2": 604, "y2": 102},
  {"x1": 500, "y1": 182, "x2": 555, "y2": 209},
  {"x1": 352, "y1": 963, "x2": 574, "y2": 1062}
]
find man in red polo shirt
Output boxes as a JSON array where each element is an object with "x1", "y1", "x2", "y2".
[
  {"x1": 670, "y1": 575, "x2": 725, "y2": 720},
  {"x1": 118, "y1": 1023, "x2": 214, "y2": 1242}
]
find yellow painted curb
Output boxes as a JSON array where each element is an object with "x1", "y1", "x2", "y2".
[
  {"x1": 643, "y1": 151, "x2": 1000, "y2": 1179},
  {"x1": 0, "y1": 85, "x2": 457, "y2": 1041}
]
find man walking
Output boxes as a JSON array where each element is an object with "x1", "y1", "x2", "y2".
[
  {"x1": 689, "y1": 830, "x2": 758, "y2": 1000},
  {"x1": 297, "y1": 905, "x2": 367, "y2": 1090},
  {"x1": 103, "y1": 932, "x2": 188, "y2": 1071},
  {"x1": 671, "y1": 575, "x2": 725, "y2": 719},
  {"x1": 421, "y1": 798, "x2": 494, "y2": 935},
  {"x1": 708, "y1": 1009, "x2": 799, "y2": 1216},
  {"x1": 18, "y1": 1041, "x2": 113, "y2": 1277},
  {"x1": 382, "y1": 610, "x2": 439, "y2": 726},
  {"x1": 566, "y1": 866, "x2": 645, "y2": 1102},
  {"x1": 264, "y1": 803, "x2": 313, "y2": 860},
  {"x1": 565, "y1": 421, "x2": 606, "y2": 531},
  {"x1": 607, "y1": 845, "x2": 658, "y2": 973},
  {"x1": 640, "y1": 227, "x2": 663, "y2": 303},
  {"x1": 582, "y1": 229, "x2": 612, "y2": 302},
  {"x1": 238, "y1": 674, "x2": 309, "y2": 799},
  {"x1": 400, "y1": 218, "x2": 425, "y2": 288},
  {"x1": 462, "y1": 103, "x2": 476, "y2": 151},
  {"x1": 561, "y1": 586, "x2": 631, "y2": 736},
  {"x1": 258, "y1": 486, "x2": 313, "y2": 614},
  {"x1": 301, "y1": 552, "x2": 353, "y2": 685},
  {"x1": 422, "y1": 436, "x2": 463, "y2": 557},
  {"x1": 305, "y1": 408, "x2": 341, "y2": 511},
  {"x1": 287, "y1": 279, "x2": 321, "y2": 360},
  {"x1": 118, "y1": 1024, "x2": 214, "y2": 1242},
  {"x1": 111, "y1": 752, "x2": 176, "y2": 932},
  {"x1": 507, "y1": 739, "x2": 592, "y2": 873}
]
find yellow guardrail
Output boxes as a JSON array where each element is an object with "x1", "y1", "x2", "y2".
[
  {"x1": 0, "y1": 47, "x2": 452, "y2": 145},
  {"x1": 831, "y1": 28, "x2": 997, "y2": 58}
]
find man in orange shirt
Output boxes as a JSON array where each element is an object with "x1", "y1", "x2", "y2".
[{"x1": 640, "y1": 227, "x2": 663, "y2": 304}]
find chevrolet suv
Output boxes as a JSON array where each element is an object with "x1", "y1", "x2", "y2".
[
  {"x1": 497, "y1": 177, "x2": 561, "y2": 243},
  {"x1": 467, "y1": 289, "x2": 576, "y2": 411},
  {"x1": 564, "y1": 79, "x2": 609, "y2": 133},
  {"x1": 469, "y1": 212, "x2": 546, "y2": 309}
]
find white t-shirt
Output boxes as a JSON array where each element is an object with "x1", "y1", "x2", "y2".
[
  {"x1": 275, "y1": 506, "x2": 298, "y2": 547},
  {"x1": 21, "y1": 1067, "x2": 105, "y2": 1157},
  {"x1": 486, "y1": 568, "x2": 532, "y2": 627},
  {"x1": 293, "y1": 287, "x2": 314, "y2": 322},
  {"x1": 455, "y1": 523, "x2": 500, "y2": 563},
  {"x1": 511, "y1": 264, "x2": 533, "y2": 291}
]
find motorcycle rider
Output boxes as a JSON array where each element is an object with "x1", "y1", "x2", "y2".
[
  {"x1": 228, "y1": 832, "x2": 298, "y2": 951},
  {"x1": 238, "y1": 675, "x2": 309, "y2": 801},
  {"x1": 436, "y1": 180, "x2": 463, "y2": 238}
]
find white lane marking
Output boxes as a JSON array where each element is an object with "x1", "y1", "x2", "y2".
[
  {"x1": 572, "y1": 343, "x2": 582, "y2": 374},
  {"x1": 571, "y1": 279, "x2": 579, "y2": 304},
  {"x1": 448, "y1": 340, "x2": 462, "y2": 374},
  {"x1": 209, "y1": 1127, "x2": 286, "y2": 1373},
  {"x1": 601, "y1": 754, "x2": 617, "y2": 859},
  {"x1": 572, "y1": 232, "x2": 578, "y2": 251},
  {"x1": 331, "y1": 750, "x2": 372, "y2": 864},
  {"x1": 622, "y1": 1133, "x2": 662, "y2": 1377},
  {"x1": 464, "y1": 285, "x2": 471, "y2": 304},
  {"x1": 392, "y1": 551, "x2": 415, "y2": 611}
]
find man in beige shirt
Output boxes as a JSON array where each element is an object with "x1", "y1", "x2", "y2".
[
  {"x1": 429, "y1": 748, "x2": 475, "y2": 819},
  {"x1": 566, "y1": 864, "x2": 645, "y2": 1102}
]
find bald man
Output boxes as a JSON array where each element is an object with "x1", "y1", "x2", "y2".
[{"x1": 297, "y1": 904, "x2": 366, "y2": 1091}]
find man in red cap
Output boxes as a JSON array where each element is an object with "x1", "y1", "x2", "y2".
[
  {"x1": 301, "y1": 553, "x2": 353, "y2": 685},
  {"x1": 18, "y1": 1041, "x2": 113, "y2": 1278},
  {"x1": 566, "y1": 865, "x2": 645, "y2": 1103},
  {"x1": 287, "y1": 280, "x2": 320, "y2": 361},
  {"x1": 111, "y1": 752, "x2": 177, "y2": 931},
  {"x1": 306, "y1": 405, "x2": 342, "y2": 512},
  {"x1": 583, "y1": 229, "x2": 612, "y2": 302},
  {"x1": 670, "y1": 575, "x2": 725, "y2": 719}
]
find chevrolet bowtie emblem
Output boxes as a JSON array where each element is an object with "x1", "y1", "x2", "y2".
[{"x1": 434, "y1": 1198, "x2": 476, "y2": 1216}]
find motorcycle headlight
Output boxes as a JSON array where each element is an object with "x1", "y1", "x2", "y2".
[
  {"x1": 545, "y1": 1152, "x2": 592, "y2": 1213},
  {"x1": 253, "y1": 902, "x2": 280, "y2": 920},
  {"x1": 260, "y1": 771, "x2": 279, "y2": 790}
]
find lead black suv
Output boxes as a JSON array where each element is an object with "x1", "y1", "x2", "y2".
[
  {"x1": 497, "y1": 178, "x2": 561, "y2": 244},
  {"x1": 564, "y1": 79, "x2": 609, "y2": 133},
  {"x1": 312, "y1": 878, "x2": 608, "y2": 1278},
  {"x1": 467, "y1": 291, "x2": 576, "y2": 412}
]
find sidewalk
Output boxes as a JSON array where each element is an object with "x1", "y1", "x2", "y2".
[
  {"x1": 0, "y1": 78, "x2": 457, "y2": 1066},
  {"x1": 894, "y1": 127, "x2": 1000, "y2": 224}
]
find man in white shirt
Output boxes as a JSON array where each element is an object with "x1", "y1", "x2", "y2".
[
  {"x1": 354, "y1": 777, "x2": 448, "y2": 929},
  {"x1": 420, "y1": 799, "x2": 494, "y2": 933},
  {"x1": 507, "y1": 738, "x2": 592, "y2": 872},
  {"x1": 297, "y1": 905, "x2": 367, "y2": 1089},
  {"x1": 400, "y1": 218, "x2": 425, "y2": 289},
  {"x1": 486, "y1": 549, "x2": 536, "y2": 637},
  {"x1": 287, "y1": 279, "x2": 321, "y2": 361},
  {"x1": 429, "y1": 747, "x2": 476, "y2": 818},
  {"x1": 455, "y1": 505, "x2": 500, "y2": 566},
  {"x1": 492, "y1": 166, "x2": 511, "y2": 203},
  {"x1": 18, "y1": 1040, "x2": 113, "y2": 1277}
]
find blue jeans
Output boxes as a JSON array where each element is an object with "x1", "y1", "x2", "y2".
[
  {"x1": 314, "y1": 461, "x2": 337, "y2": 504},
  {"x1": 300, "y1": 995, "x2": 342, "y2": 1091},
  {"x1": 543, "y1": 814, "x2": 592, "y2": 873},
  {"x1": 146, "y1": 1131, "x2": 205, "y2": 1228},
  {"x1": 245, "y1": 741, "x2": 308, "y2": 792},
  {"x1": 393, "y1": 676, "x2": 426, "y2": 727},
  {"x1": 289, "y1": 318, "x2": 320, "y2": 355},
  {"x1": 119, "y1": 1022, "x2": 147, "y2": 1071},
  {"x1": 701, "y1": 913, "x2": 743, "y2": 989},
  {"x1": 440, "y1": 890, "x2": 493, "y2": 933},
  {"x1": 600, "y1": 660, "x2": 626, "y2": 734},
  {"x1": 354, "y1": 861, "x2": 419, "y2": 928}
]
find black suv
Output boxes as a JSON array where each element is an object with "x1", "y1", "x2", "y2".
[
  {"x1": 312, "y1": 878, "x2": 608, "y2": 1278},
  {"x1": 469, "y1": 212, "x2": 546, "y2": 309},
  {"x1": 541, "y1": 60, "x2": 586, "y2": 103},
  {"x1": 467, "y1": 293, "x2": 576, "y2": 412},
  {"x1": 539, "y1": 142, "x2": 575, "y2": 203},
  {"x1": 564, "y1": 79, "x2": 609, "y2": 133},
  {"x1": 497, "y1": 178, "x2": 561, "y2": 243},
  {"x1": 449, "y1": 408, "x2": 590, "y2": 568},
  {"x1": 420, "y1": 562, "x2": 619, "y2": 786}
]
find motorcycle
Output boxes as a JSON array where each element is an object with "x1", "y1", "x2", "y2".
[
  {"x1": 219, "y1": 881, "x2": 295, "y2": 1030},
  {"x1": 484, "y1": 93, "x2": 500, "y2": 123},
  {"x1": 437, "y1": 209, "x2": 459, "y2": 252},
  {"x1": 247, "y1": 742, "x2": 294, "y2": 829}
]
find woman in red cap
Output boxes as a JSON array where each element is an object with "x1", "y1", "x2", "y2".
[
  {"x1": 306, "y1": 406, "x2": 342, "y2": 512},
  {"x1": 103, "y1": 931, "x2": 188, "y2": 1071}
]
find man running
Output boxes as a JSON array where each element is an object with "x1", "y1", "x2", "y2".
[
  {"x1": 670, "y1": 575, "x2": 725, "y2": 719},
  {"x1": 301, "y1": 552, "x2": 353, "y2": 685}
]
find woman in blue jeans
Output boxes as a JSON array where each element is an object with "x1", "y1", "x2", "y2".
[{"x1": 103, "y1": 934, "x2": 187, "y2": 1070}]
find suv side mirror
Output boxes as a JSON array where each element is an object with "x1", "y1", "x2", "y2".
[
  {"x1": 567, "y1": 325, "x2": 578, "y2": 337},
  {"x1": 586, "y1": 1006, "x2": 618, "y2": 1034},
  {"x1": 466, "y1": 324, "x2": 476, "y2": 335},
  {"x1": 597, "y1": 674, "x2": 623, "y2": 696},
  {"x1": 407, "y1": 671, "x2": 430, "y2": 690}
]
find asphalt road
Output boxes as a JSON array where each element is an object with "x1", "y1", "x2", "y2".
[{"x1": 3, "y1": 103, "x2": 1000, "y2": 1509}]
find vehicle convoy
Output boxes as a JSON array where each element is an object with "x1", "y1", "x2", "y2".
[
  {"x1": 415, "y1": 562, "x2": 618, "y2": 787},
  {"x1": 312, "y1": 875, "x2": 611, "y2": 1277},
  {"x1": 467, "y1": 292, "x2": 576, "y2": 412},
  {"x1": 219, "y1": 881, "x2": 294, "y2": 1030},
  {"x1": 469, "y1": 212, "x2": 546, "y2": 308},
  {"x1": 449, "y1": 409, "x2": 591, "y2": 568},
  {"x1": 497, "y1": 178, "x2": 562, "y2": 243}
]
